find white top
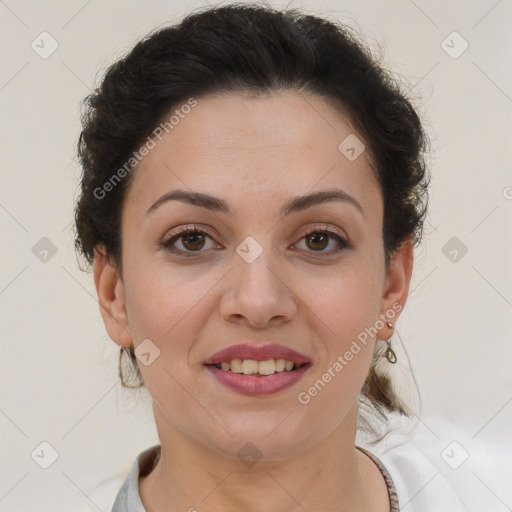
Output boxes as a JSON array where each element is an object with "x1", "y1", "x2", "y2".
[{"x1": 56, "y1": 415, "x2": 469, "y2": 511}]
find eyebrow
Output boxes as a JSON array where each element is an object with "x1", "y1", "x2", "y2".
[{"x1": 145, "y1": 188, "x2": 364, "y2": 217}]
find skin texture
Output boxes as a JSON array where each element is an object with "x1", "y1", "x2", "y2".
[{"x1": 94, "y1": 91, "x2": 413, "y2": 512}]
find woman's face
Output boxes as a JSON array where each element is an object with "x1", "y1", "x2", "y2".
[{"x1": 96, "y1": 91, "x2": 412, "y2": 459}]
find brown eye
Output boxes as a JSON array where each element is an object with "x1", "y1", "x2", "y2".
[
  {"x1": 305, "y1": 232, "x2": 329, "y2": 251},
  {"x1": 295, "y1": 228, "x2": 351, "y2": 255},
  {"x1": 181, "y1": 231, "x2": 206, "y2": 251},
  {"x1": 161, "y1": 228, "x2": 220, "y2": 257}
]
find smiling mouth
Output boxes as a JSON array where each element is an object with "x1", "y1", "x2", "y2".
[{"x1": 207, "y1": 358, "x2": 309, "y2": 376}]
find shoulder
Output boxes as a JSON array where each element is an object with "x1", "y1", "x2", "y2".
[{"x1": 358, "y1": 413, "x2": 469, "y2": 512}]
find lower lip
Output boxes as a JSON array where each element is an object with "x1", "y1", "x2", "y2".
[{"x1": 205, "y1": 364, "x2": 310, "y2": 396}]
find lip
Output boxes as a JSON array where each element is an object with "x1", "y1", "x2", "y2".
[
  {"x1": 206, "y1": 364, "x2": 310, "y2": 396},
  {"x1": 203, "y1": 343, "x2": 312, "y2": 396},
  {"x1": 204, "y1": 343, "x2": 311, "y2": 365}
]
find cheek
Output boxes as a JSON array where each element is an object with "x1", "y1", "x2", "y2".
[
  {"x1": 123, "y1": 252, "x2": 208, "y2": 339},
  {"x1": 303, "y1": 258, "x2": 383, "y2": 389},
  {"x1": 310, "y1": 261, "x2": 383, "y2": 340},
  {"x1": 123, "y1": 270, "x2": 206, "y2": 402},
  {"x1": 297, "y1": 270, "x2": 379, "y2": 421},
  {"x1": 122, "y1": 257, "x2": 224, "y2": 386}
]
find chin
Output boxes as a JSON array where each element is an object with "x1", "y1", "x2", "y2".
[{"x1": 201, "y1": 413, "x2": 317, "y2": 461}]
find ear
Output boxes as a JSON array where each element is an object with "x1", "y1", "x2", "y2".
[
  {"x1": 377, "y1": 237, "x2": 414, "y2": 338},
  {"x1": 93, "y1": 246, "x2": 132, "y2": 348}
]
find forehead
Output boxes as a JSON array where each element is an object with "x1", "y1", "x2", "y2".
[{"x1": 123, "y1": 91, "x2": 381, "y2": 221}]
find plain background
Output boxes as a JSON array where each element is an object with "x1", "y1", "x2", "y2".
[{"x1": 1, "y1": 0, "x2": 511, "y2": 510}]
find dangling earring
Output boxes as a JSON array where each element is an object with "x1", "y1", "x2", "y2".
[
  {"x1": 384, "y1": 321, "x2": 397, "y2": 364},
  {"x1": 118, "y1": 346, "x2": 145, "y2": 389}
]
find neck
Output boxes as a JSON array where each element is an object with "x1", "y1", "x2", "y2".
[{"x1": 139, "y1": 404, "x2": 389, "y2": 512}]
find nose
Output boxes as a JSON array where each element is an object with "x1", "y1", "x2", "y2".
[{"x1": 219, "y1": 252, "x2": 298, "y2": 329}]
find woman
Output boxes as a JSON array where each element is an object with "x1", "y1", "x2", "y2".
[{"x1": 73, "y1": 4, "x2": 466, "y2": 511}]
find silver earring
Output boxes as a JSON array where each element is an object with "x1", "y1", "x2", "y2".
[
  {"x1": 384, "y1": 321, "x2": 397, "y2": 363},
  {"x1": 384, "y1": 338, "x2": 397, "y2": 364}
]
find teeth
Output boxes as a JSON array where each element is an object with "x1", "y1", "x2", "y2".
[
  {"x1": 275, "y1": 358, "x2": 286, "y2": 372},
  {"x1": 241, "y1": 359, "x2": 259, "y2": 374},
  {"x1": 216, "y1": 358, "x2": 300, "y2": 375},
  {"x1": 231, "y1": 359, "x2": 243, "y2": 373},
  {"x1": 258, "y1": 359, "x2": 276, "y2": 375}
]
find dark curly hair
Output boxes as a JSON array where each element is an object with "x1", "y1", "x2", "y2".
[{"x1": 74, "y1": 3, "x2": 429, "y2": 425}]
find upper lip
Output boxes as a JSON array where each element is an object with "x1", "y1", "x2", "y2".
[{"x1": 204, "y1": 343, "x2": 311, "y2": 365}]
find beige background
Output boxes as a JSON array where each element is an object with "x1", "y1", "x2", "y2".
[{"x1": 1, "y1": 0, "x2": 511, "y2": 510}]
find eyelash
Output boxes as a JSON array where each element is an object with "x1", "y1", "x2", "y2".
[{"x1": 160, "y1": 224, "x2": 351, "y2": 258}]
